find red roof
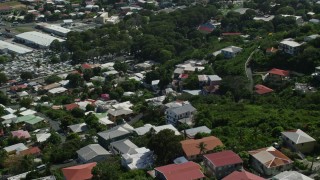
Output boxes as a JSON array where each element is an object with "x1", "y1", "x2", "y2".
[
  {"x1": 268, "y1": 68, "x2": 289, "y2": 77},
  {"x1": 11, "y1": 130, "x2": 31, "y2": 139},
  {"x1": 62, "y1": 162, "x2": 97, "y2": 180},
  {"x1": 222, "y1": 32, "x2": 242, "y2": 36},
  {"x1": 179, "y1": 74, "x2": 189, "y2": 79},
  {"x1": 223, "y1": 170, "x2": 265, "y2": 180},
  {"x1": 19, "y1": 147, "x2": 41, "y2": 156},
  {"x1": 64, "y1": 103, "x2": 79, "y2": 111},
  {"x1": 81, "y1": 63, "x2": 92, "y2": 69},
  {"x1": 266, "y1": 47, "x2": 278, "y2": 53},
  {"x1": 10, "y1": 84, "x2": 28, "y2": 91},
  {"x1": 204, "y1": 150, "x2": 243, "y2": 167},
  {"x1": 155, "y1": 162, "x2": 205, "y2": 180},
  {"x1": 255, "y1": 84, "x2": 273, "y2": 95},
  {"x1": 181, "y1": 136, "x2": 223, "y2": 157}
]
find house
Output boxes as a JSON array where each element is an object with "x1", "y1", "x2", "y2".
[
  {"x1": 254, "y1": 15, "x2": 275, "y2": 22},
  {"x1": 223, "y1": 170, "x2": 265, "y2": 180},
  {"x1": 281, "y1": 129, "x2": 316, "y2": 154},
  {"x1": 272, "y1": 171, "x2": 313, "y2": 180},
  {"x1": 221, "y1": 46, "x2": 243, "y2": 59},
  {"x1": 64, "y1": 103, "x2": 80, "y2": 111},
  {"x1": 11, "y1": 130, "x2": 31, "y2": 139},
  {"x1": 266, "y1": 47, "x2": 278, "y2": 55},
  {"x1": 255, "y1": 84, "x2": 274, "y2": 95},
  {"x1": 165, "y1": 103, "x2": 196, "y2": 126},
  {"x1": 304, "y1": 34, "x2": 319, "y2": 42},
  {"x1": 107, "y1": 108, "x2": 133, "y2": 121},
  {"x1": 109, "y1": 139, "x2": 138, "y2": 154},
  {"x1": 154, "y1": 161, "x2": 205, "y2": 180},
  {"x1": 151, "y1": 80, "x2": 160, "y2": 91},
  {"x1": 3, "y1": 143, "x2": 28, "y2": 154},
  {"x1": 18, "y1": 146, "x2": 41, "y2": 156},
  {"x1": 68, "y1": 123, "x2": 88, "y2": 133},
  {"x1": 77, "y1": 144, "x2": 111, "y2": 163},
  {"x1": 278, "y1": 39, "x2": 301, "y2": 55},
  {"x1": 36, "y1": 132, "x2": 51, "y2": 143},
  {"x1": 198, "y1": 75, "x2": 222, "y2": 86},
  {"x1": 97, "y1": 124, "x2": 132, "y2": 149},
  {"x1": 121, "y1": 147, "x2": 154, "y2": 170},
  {"x1": 133, "y1": 124, "x2": 181, "y2": 136},
  {"x1": 248, "y1": 147, "x2": 293, "y2": 176},
  {"x1": 62, "y1": 162, "x2": 97, "y2": 180},
  {"x1": 96, "y1": 12, "x2": 108, "y2": 24},
  {"x1": 181, "y1": 136, "x2": 223, "y2": 160},
  {"x1": 183, "y1": 126, "x2": 211, "y2": 139},
  {"x1": 264, "y1": 68, "x2": 290, "y2": 82},
  {"x1": 203, "y1": 150, "x2": 243, "y2": 179}
]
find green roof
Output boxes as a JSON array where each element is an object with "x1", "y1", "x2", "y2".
[
  {"x1": 16, "y1": 115, "x2": 36, "y2": 123},
  {"x1": 94, "y1": 112, "x2": 108, "y2": 119},
  {"x1": 16, "y1": 115, "x2": 44, "y2": 125},
  {"x1": 26, "y1": 117, "x2": 44, "y2": 125}
]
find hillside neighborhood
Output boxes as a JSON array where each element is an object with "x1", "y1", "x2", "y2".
[{"x1": 0, "y1": 0, "x2": 319, "y2": 179}]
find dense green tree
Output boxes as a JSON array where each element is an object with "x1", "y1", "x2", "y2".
[
  {"x1": 92, "y1": 157, "x2": 122, "y2": 180},
  {"x1": 20, "y1": 72, "x2": 33, "y2": 81},
  {"x1": 66, "y1": 73, "x2": 83, "y2": 88},
  {"x1": 0, "y1": 72, "x2": 7, "y2": 84},
  {"x1": 113, "y1": 60, "x2": 129, "y2": 73},
  {"x1": 45, "y1": 75, "x2": 62, "y2": 84},
  {"x1": 50, "y1": 40, "x2": 62, "y2": 52},
  {"x1": 19, "y1": 98, "x2": 33, "y2": 108},
  {"x1": 148, "y1": 129, "x2": 183, "y2": 165}
]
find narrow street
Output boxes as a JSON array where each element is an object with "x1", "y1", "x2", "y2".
[{"x1": 245, "y1": 48, "x2": 259, "y2": 92}]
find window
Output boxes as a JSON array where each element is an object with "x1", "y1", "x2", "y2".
[{"x1": 301, "y1": 143, "x2": 304, "y2": 146}]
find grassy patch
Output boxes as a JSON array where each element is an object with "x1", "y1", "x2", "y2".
[
  {"x1": 0, "y1": 1, "x2": 25, "y2": 9},
  {"x1": 14, "y1": 26, "x2": 34, "y2": 33}
]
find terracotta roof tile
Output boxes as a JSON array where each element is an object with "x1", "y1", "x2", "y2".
[
  {"x1": 181, "y1": 136, "x2": 223, "y2": 157},
  {"x1": 62, "y1": 162, "x2": 97, "y2": 180},
  {"x1": 204, "y1": 150, "x2": 243, "y2": 167},
  {"x1": 155, "y1": 162, "x2": 205, "y2": 180}
]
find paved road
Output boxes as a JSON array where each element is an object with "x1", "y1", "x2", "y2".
[{"x1": 245, "y1": 48, "x2": 259, "y2": 92}]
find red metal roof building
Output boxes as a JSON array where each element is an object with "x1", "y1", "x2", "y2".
[
  {"x1": 81, "y1": 63, "x2": 92, "y2": 69},
  {"x1": 255, "y1": 84, "x2": 274, "y2": 95},
  {"x1": 154, "y1": 161, "x2": 205, "y2": 180},
  {"x1": 62, "y1": 162, "x2": 97, "y2": 180},
  {"x1": 203, "y1": 150, "x2": 243, "y2": 179},
  {"x1": 268, "y1": 68, "x2": 290, "y2": 77},
  {"x1": 223, "y1": 170, "x2": 265, "y2": 180},
  {"x1": 19, "y1": 147, "x2": 41, "y2": 156},
  {"x1": 64, "y1": 103, "x2": 80, "y2": 111}
]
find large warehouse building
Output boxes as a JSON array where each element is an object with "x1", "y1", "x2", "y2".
[
  {"x1": 0, "y1": 40, "x2": 33, "y2": 55},
  {"x1": 15, "y1": 31, "x2": 65, "y2": 49},
  {"x1": 37, "y1": 23, "x2": 71, "y2": 37}
]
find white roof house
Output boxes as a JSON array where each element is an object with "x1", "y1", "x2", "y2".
[
  {"x1": 4, "y1": 143, "x2": 28, "y2": 153},
  {"x1": 273, "y1": 171, "x2": 313, "y2": 180},
  {"x1": 37, "y1": 23, "x2": 71, "y2": 37},
  {"x1": 36, "y1": 132, "x2": 51, "y2": 143},
  {"x1": 68, "y1": 123, "x2": 88, "y2": 133},
  {"x1": 76, "y1": 144, "x2": 111, "y2": 163},
  {"x1": 48, "y1": 87, "x2": 67, "y2": 94},
  {"x1": 133, "y1": 124, "x2": 181, "y2": 136},
  {"x1": 253, "y1": 15, "x2": 275, "y2": 21},
  {"x1": 280, "y1": 40, "x2": 301, "y2": 47},
  {"x1": 121, "y1": 147, "x2": 154, "y2": 170},
  {"x1": 153, "y1": 124, "x2": 181, "y2": 135},
  {"x1": 281, "y1": 129, "x2": 316, "y2": 144},
  {"x1": 0, "y1": 40, "x2": 33, "y2": 54},
  {"x1": 15, "y1": 31, "x2": 65, "y2": 48},
  {"x1": 20, "y1": 109, "x2": 37, "y2": 116}
]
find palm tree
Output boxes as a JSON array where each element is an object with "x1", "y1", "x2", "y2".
[{"x1": 197, "y1": 142, "x2": 207, "y2": 155}]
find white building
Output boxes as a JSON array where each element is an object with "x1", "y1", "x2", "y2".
[
  {"x1": 15, "y1": 31, "x2": 65, "y2": 48},
  {"x1": 37, "y1": 23, "x2": 71, "y2": 37},
  {"x1": 0, "y1": 40, "x2": 33, "y2": 55},
  {"x1": 165, "y1": 103, "x2": 196, "y2": 126},
  {"x1": 95, "y1": 12, "x2": 108, "y2": 24},
  {"x1": 121, "y1": 147, "x2": 154, "y2": 170},
  {"x1": 221, "y1": 46, "x2": 243, "y2": 58},
  {"x1": 278, "y1": 38, "x2": 302, "y2": 55},
  {"x1": 106, "y1": 16, "x2": 120, "y2": 24}
]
